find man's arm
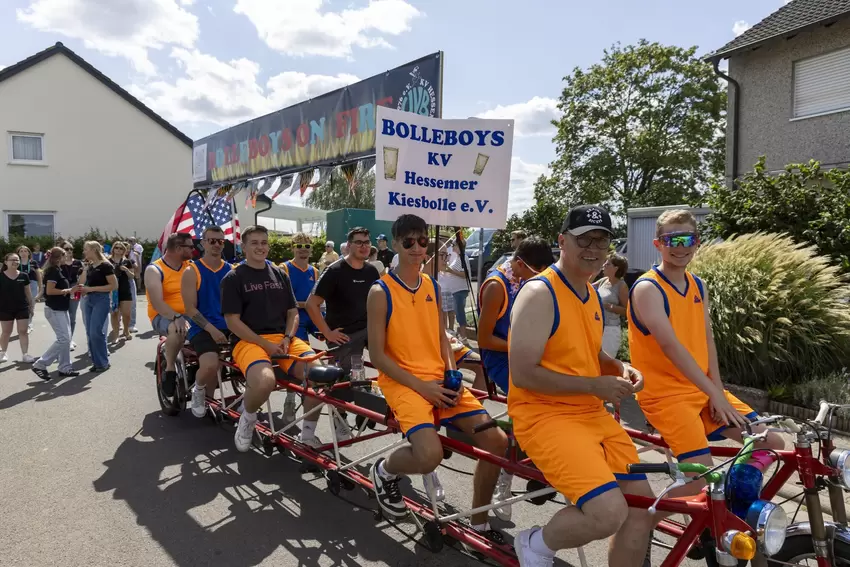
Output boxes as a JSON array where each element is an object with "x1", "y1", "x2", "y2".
[
  {"x1": 144, "y1": 265, "x2": 179, "y2": 319},
  {"x1": 367, "y1": 285, "x2": 429, "y2": 391},
  {"x1": 285, "y1": 307, "x2": 299, "y2": 339},
  {"x1": 631, "y1": 280, "x2": 722, "y2": 397},
  {"x1": 305, "y1": 294, "x2": 331, "y2": 333},
  {"x1": 509, "y1": 281, "x2": 632, "y2": 402},
  {"x1": 477, "y1": 280, "x2": 507, "y2": 352},
  {"x1": 181, "y1": 265, "x2": 217, "y2": 334}
]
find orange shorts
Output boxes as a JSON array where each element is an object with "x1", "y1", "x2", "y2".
[
  {"x1": 512, "y1": 407, "x2": 644, "y2": 509},
  {"x1": 232, "y1": 334, "x2": 314, "y2": 377},
  {"x1": 455, "y1": 346, "x2": 479, "y2": 365},
  {"x1": 379, "y1": 377, "x2": 488, "y2": 437},
  {"x1": 639, "y1": 389, "x2": 757, "y2": 460}
]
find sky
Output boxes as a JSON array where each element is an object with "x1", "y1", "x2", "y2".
[{"x1": 1, "y1": 0, "x2": 790, "y2": 219}]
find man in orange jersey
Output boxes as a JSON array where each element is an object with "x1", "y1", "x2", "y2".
[
  {"x1": 508, "y1": 205, "x2": 654, "y2": 567},
  {"x1": 628, "y1": 209, "x2": 783, "y2": 490},
  {"x1": 367, "y1": 214, "x2": 508, "y2": 540},
  {"x1": 145, "y1": 232, "x2": 194, "y2": 396}
]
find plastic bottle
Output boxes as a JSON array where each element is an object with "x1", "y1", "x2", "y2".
[{"x1": 350, "y1": 354, "x2": 367, "y2": 390}]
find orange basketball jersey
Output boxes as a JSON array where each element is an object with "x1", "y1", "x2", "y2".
[
  {"x1": 508, "y1": 264, "x2": 605, "y2": 415},
  {"x1": 146, "y1": 258, "x2": 190, "y2": 321},
  {"x1": 374, "y1": 272, "x2": 445, "y2": 384},
  {"x1": 627, "y1": 267, "x2": 709, "y2": 400}
]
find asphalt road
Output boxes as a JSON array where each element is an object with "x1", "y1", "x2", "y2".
[{"x1": 0, "y1": 299, "x2": 719, "y2": 567}]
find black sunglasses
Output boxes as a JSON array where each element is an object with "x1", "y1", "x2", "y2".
[
  {"x1": 402, "y1": 236, "x2": 430, "y2": 250},
  {"x1": 206, "y1": 238, "x2": 225, "y2": 245}
]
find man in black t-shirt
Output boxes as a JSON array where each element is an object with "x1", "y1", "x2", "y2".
[
  {"x1": 221, "y1": 225, "x2": 351, "y2": 452},
  {"x1": 376, "y1": 234, "x2": 394, "y2": 269},
  {"x1": 306, "y1": 226, "x2": 380, "y2": 372}
]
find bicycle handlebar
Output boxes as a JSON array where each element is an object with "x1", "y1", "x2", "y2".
[{"x1": 628, "y1": 463, "x2": 672, "y2": 475}]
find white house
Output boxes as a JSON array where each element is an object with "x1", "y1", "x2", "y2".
[{"x1": 0, "y1": 42, "x2": 193, "y2": 241}]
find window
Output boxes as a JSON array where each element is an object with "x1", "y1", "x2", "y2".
[
  {"x1": 6, "y1": 213, "x2": 54, "y2": 238},
  {"x1": 8, "y1": 133, "x2": 45, "y2": 164},
  {"x1": 793, "y1": 47, "x2": 850, "y2": 119}
]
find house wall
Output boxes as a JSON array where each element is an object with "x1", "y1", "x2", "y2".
[
  {"x1": 0, "y1": 53, "x2": 192, "y2": 240},
  {"x1": 726, "y1": 18, "x2": 850, "y2": 185}
]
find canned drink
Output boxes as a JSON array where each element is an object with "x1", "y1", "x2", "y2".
[{"x1": 443, "y1": 369, "x2": 463, "y2": 392}]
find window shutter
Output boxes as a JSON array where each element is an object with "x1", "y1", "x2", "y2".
[{"x1": 794, "y1": 47, "x2": 850, "y2": 118}]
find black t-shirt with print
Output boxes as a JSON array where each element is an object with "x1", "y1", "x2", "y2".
[
  {"x1": 61, "y1": 260, "x2": 84, "y2": 286},
  {"x1": 0, "y1": 271, "x2": 30, "y2": 312},
  {"x1": 220, "y1": 262, "x2": 297, "y2": 340},
  {"x1": 312, "y1": 258, "x2": 380, "y2": 334},
  {"x1": 85, "y1": 261, "x2": 116, "y2": 288},
  {"x1": 376, "y1": 248, "x2": 394, "y2": 269},
  {"x1": 43, "y1": 266, "x2": 70, "y2": 311}
]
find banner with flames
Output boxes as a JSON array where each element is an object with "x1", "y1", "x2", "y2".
[{"x1": 191, "y1": 52, "x2": 443, "y2": 188}]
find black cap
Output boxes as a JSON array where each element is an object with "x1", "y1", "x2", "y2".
[
  {"x1": 377, "y1": 234, "x2": 387, "y2": 241},
  {"x1": 560, "y1": 205, "x2": 613, "y2": 236}
]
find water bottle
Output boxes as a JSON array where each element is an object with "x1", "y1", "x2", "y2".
[{"x1": 350, "y1": 354, "x2": 367, "y2": 390}]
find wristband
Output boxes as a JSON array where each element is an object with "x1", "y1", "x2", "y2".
[{"x1": 443, "y1": 369, "x2": 463, "y2": 392}]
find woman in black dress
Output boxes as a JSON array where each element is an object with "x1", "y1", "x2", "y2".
[
  {"x1": 0, "y1": 252, "x2": 36, "y2": 363},
  {"x1": 108, "y1": 242, "x2": 135, "y2": 342}
]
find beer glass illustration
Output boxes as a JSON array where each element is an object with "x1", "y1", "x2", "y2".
[
  {"x1": 473, "y1": 153, "x2": 490, "y2": 176},
  {"x1": 383, "y1": 146, "x2": 399, "y2": 180}
]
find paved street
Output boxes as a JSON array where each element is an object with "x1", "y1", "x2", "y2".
[{"x1": 0, "y1": 297, "x2": 824, "y2": 567}]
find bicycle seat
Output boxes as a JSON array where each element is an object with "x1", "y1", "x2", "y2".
[{"x1": 307, "y1": 365, "x2": 345, "y2": 385}]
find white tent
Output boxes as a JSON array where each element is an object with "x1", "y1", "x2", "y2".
[{"x1": 235, "y1": 195, "x2": 326, "y2": 235}]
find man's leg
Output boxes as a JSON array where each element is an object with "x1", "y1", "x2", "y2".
[
  {"x1": 452, "y1": 411, "x2": 509, "y2": 527},
  {"x1": 161, "y1": 318, "x2": 185, "y2": 396},
  {"x1": 609, "y1": 480, "x2": 655, "y2": 567},
  {"x1": 286, "y1": 358, "x2": 326, "y2": 446},
  {"x1": 232, "y1": 361, "x2": 277, "y2": 452}
]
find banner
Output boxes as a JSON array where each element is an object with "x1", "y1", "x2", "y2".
[
  {"x1": 192, "y1": 52, "x2": 443, "y2": 188},
  {"x1": 374, "y1": 107, "x2": 514, "y2": 229}
]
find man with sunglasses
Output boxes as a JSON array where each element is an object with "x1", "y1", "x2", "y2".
[
  {"x1": 145, "y1": 232, "x2": 195, "y2": 397},
  {"x1": 181, "y1": 226, "x2": 233, "y2": 418},
  {"x1": 508, "y1": 205, "x2": 655, "y2": 567},
  {"x1": 367, "y1": 214, "x2": 508, "y2": 540},
  {"x1": 279, "y1": 233, "x2": 319, "y2": 343},
  {"x1": 628, "y1": 209, "x2": 783, "y2": 496},
  {"x1": 306, "y1": 227, "x2": 380, "y2": 373}
]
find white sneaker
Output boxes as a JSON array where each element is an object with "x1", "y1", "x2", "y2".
[
  {"x1": 129, "y1": 327, "x2": 138, "y2": 333},
  {"x1": 515, "y1": 527, "x2": 554, "y2": 567},
  {"x1": 333, "y1": 413, "x2": 353, "y2": 442},
  {"x1": 21, "y1": 354, "x2": 36, "y2": 364},
  {"x1": 282, "y1": 396, "x2": 297, "y2": 424},
  {"x1": 298, "y1": 434, "x2": 323, "y2": 449},
  {"x1": 70, "y1": 342, "x2": 76, "y2": 352},
  {"x1": 0, "y1": 352, "x2": 7, "y2": 363},
  {"x1": 191, "y1": 385, "x2": 207, "y2": 418},
  {"x1": 493, "y1": 470, "x2": 514, "y2": 521},
  {"x1": 423, "y1": 471, "x2": 445, "y2": 502},
  {"x1": 234, "y1": 412, "x2": 257, "y2": 452},
  {"x1": 27, "y1": 324, "x2": 33, "y2": 334}
]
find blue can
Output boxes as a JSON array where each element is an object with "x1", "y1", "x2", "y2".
[{"x1": 443, "y1": 369, "x2": 463, "y2": 392}]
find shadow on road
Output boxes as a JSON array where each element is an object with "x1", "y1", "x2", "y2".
[
  {"x1": 92, "y1": 411, "x2": 460, "y2": 567},
  {"x1": 0, "y1": 358, "x2": 102, "y2": 409}
]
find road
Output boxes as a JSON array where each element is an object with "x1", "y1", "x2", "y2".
[{"x1": 0, "y1": 297, "x2": 807, "y2": 567}]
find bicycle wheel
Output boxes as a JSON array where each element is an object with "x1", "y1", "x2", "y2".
[{"x1": 769, "y1": 535, "x2": 850, "y2": 565}]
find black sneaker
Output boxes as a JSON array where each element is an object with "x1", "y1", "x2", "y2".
[
  {"x1": 371, "y1": 458, "x2": 406, "y2": 518},
  {"x1": 162, "y1": 370, "x2": 177, "y2": 396},
  {"x1": 58, "y1": 370, "x2": 81, "y2": 377},
  {"x1": 90, "y1": 365, "x2": 110, "y2": 373},
  {"x1": 31, "y1": 367, "x2": 50, "y2": 380}
]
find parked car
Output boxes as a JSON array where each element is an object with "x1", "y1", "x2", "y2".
[{"x1": 464, "y1": 228, "x2": 499, "y2": 280}]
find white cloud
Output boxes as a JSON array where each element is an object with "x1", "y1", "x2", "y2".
[
  {"x1": 477, "y1": 96, "x2": 560, "y2": 137},
  {"x1": 234, "y1": 0, "x2": 421, "y2": 58},
  {"x1": 508, "y1": 157, "x2": 548, "y2": 215},
  {"x1": 16, "y1": 0, "x2": 198, "y2": 75},
  {"x1": 129, "y1": 48, "x2": 359, "y2": 127},
  {"x1": 732, "y1": 20, "x2": 751, "y2": 36}
]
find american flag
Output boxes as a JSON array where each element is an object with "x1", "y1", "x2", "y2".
[
  {"x1": 177, "y1": 193, "x2": 240, "y2": 242},
  {"x1": 153, "y1": 193, "x2": 241, "y2": 260}
]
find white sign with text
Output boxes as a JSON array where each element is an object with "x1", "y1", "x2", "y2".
[{"x1": 375, "y1": 107, "x2": 514, "y2": 228}]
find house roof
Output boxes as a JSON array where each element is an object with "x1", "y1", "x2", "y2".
[
  {"x1": 0, "y1": 42, "x2": 193, "y2": 147},
  {"x1": 708, "y1": 0, "x2": 850, "y2": 60}
]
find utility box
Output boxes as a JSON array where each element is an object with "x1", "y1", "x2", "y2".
[
  {"x1": 325, "y1": 209, "x2": 394, "y2": 250},
  {"x1": 626, "y1": 205, "x2": 711, "y2": 273}
]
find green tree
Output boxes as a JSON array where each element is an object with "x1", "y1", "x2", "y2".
[
  {"x1": 533, "y1": 40, "x2": 726, "y2": 221},
  {"x1": 304, "y1": 169, "x2": 376, "y2": 211},
  {"x1": 704, "y1": 157, "x2": 850, "y2": 271}
]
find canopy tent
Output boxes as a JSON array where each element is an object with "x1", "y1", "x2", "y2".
[{"x1": 235, "y1": 195, "x2": 326, "y2": 235}]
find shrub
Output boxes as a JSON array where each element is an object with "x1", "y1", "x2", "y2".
[
  {"x1": 771, "y1": 372, "x2": 850, "y2": 410},
  {"x1": 690, "y1": 233, "x2": 850, "y2": 389},
  {"x1": 705, "y1": 157, "x2": 850, "y2": 271},
  {"x1": 267, "y1": 233, "x2": 326, "y2": 264}
]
